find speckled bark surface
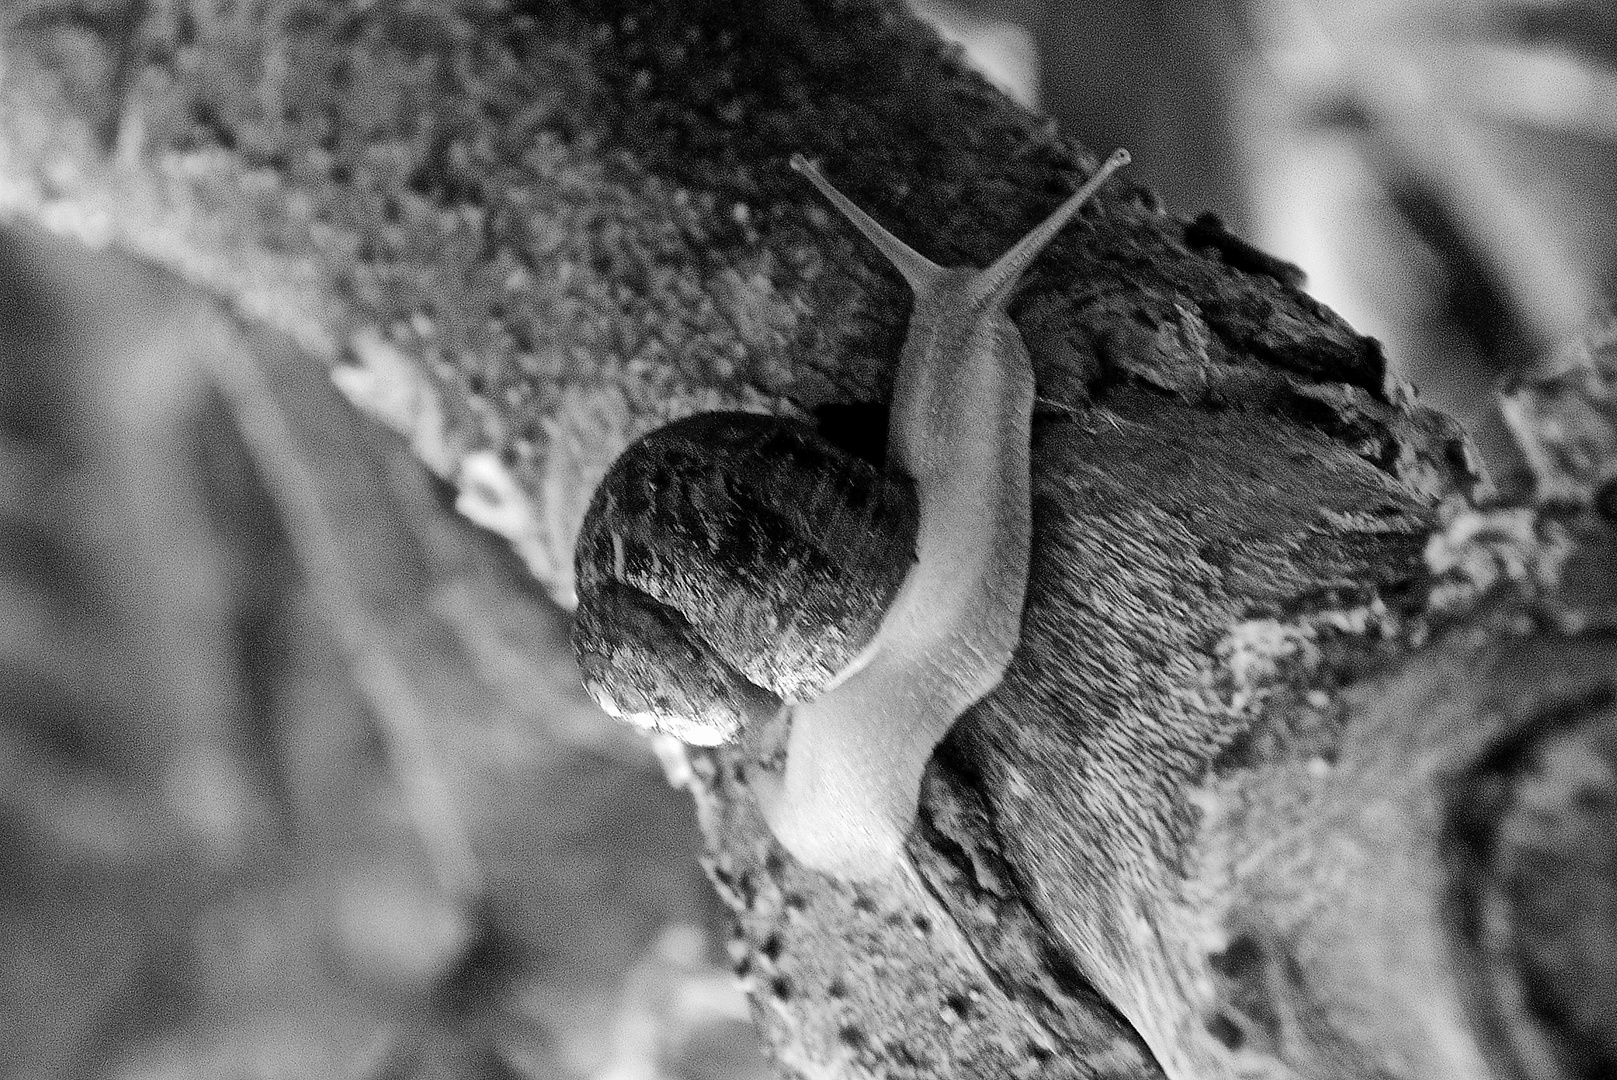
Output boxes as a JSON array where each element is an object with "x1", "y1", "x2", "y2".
[
  {"x1": 4, "y1": 3, "x2": 1612, "y2": 1080},
  {"x1": 0, "y1": 0, "x2": 1467, "y2": 599}
]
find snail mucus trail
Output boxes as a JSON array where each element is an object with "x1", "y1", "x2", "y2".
[{"x1": 574, "y1": 149, "x2": 1132, "y2": 880}]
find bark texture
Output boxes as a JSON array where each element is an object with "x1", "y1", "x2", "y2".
[{"x1": 2, "y1": 3, "x2": 1611, "y2": 1080}]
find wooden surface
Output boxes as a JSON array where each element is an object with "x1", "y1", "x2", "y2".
[{"x1": 2, "y1": 2, "x2": 1612, "y2": 1079}]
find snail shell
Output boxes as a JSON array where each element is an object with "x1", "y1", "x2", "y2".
[{"x1": 572, "y1": 410, "x2": 918, "y2": 746}]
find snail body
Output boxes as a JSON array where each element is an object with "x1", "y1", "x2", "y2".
[{"x1": 574, "y1": 150, "x2": 1130, "y2": 879}]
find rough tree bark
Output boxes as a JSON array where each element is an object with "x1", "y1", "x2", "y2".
[{"x1": 2, "y1": 2, "x2": 1612, "y2": 1080}]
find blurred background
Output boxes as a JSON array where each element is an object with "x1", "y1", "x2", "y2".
[
  {"x1": 924, "y1": 0, "x2": 1615, "y2": 475},
  {"x1": 2, "y1": 1, "x2": 1612, "y2": 1078}
]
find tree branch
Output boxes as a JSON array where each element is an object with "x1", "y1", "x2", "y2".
[{"x1": 7, "y1": 3, "x2": 1609, "y2": 1080}]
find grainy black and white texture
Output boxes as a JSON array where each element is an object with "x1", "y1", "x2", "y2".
[{"x1": 2, "y1": 2, "x2": 1614, "y2": 1080}]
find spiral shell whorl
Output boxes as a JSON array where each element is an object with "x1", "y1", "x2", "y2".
[{"x1": 572, "y1": 411, "x2": 918, "y2": 744}]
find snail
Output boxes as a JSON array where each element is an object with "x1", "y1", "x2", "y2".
[{"x1": 574, "y1": 149, "x2": 1131, "y2": 879}]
